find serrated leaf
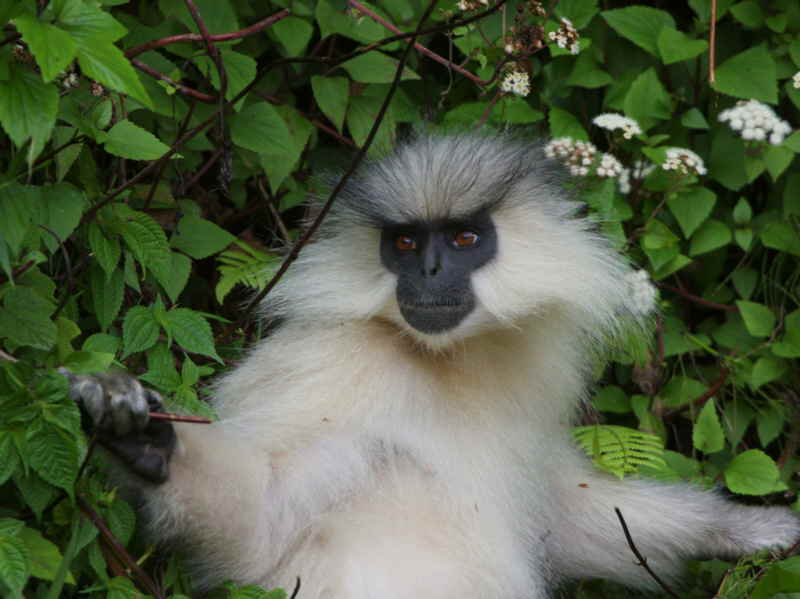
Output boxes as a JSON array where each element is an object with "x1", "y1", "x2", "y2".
[
  {"x1": 115, "y1": 205, "x2": 171, "y2": 286},
  {"x1": 311, "y1": 76, "x2": 349, "y2": 132},
  {"x1": 19, "y1": 527, "x2": 75, "y2": 583},
  {"x1": 25, "y1": 423, "x2": 79, "y2": 495},
  {"x1": 713, "y1": 45, "x2": 777, "y2": 104},
  {"x1": 88, "y1": 222, "x2": 121, "y2": 277},
  {"x1": 756, "y1": 402, "x2": 785, "y2": 447},
  {"x1": 0, "y1": 286, "x2": 57, "y2": 350},
  {"x1": 36, "y1": 183, "x2": 87, "y2": 252},
  {"x1": 724, "y1": 449, "x2": 781, "y2": 495},
  {"x1": 162, "y1": 252, "x2": 192, "y2": 304},
  {"x1": 76, "y1": 42, "x2": 152, "y2": 108},
  {"x1": 102, "y1": 120, "x2": 170, "y2": 160},
  {"x1": 0, "y1": 535, "x2": 29, "y2": 595},
  {"x1": 657, "y1": 27, "x2": 707, "y2": 64},
  {"x1": 0, "y1": 432, "x2": 19, "y2": 486},
  {"x1": 0, "y1": 183, "x2": 39, "y2": 257},
  {"x1": 623, "y1": 68, "x2": 672, "y2": 130},
  {"x1": 90, "y1": 263, "x2": 124, "y2": 331},
  {"x1": 171, "y1": 215, "x2": 235, "y2": 260},
  {"x1": 667, "y1": 187, "x2": 716, "y2": 238},
  {"x1": 736, "y1": 301, "x2": 776, "y2": 337},
  {"x1": 162, "y1": 309, "x2": 221, "y2": 362},
  {"x1": 602, "y1": 6, "x2": 676, "y2": 55},
  {"x1": 121, "y1": 306, "x2": 160, "y2": 357},
  {"x1": 57, "y1": 0, "x2": 128, "y2": 43},
  {"x1": 0, "y1": 63, "x2": 58, "y2": 161},
  {"x1": 693, "y1": 400, "x2": 725, "y2": 454},
  {"x1": 14, "y1": 16, "x2": 78, "y2": 82},
  {"x1": 339, "y1": 52, "x2": 420, "y2": 84},
  {"x1": 13, "y1": 471, "x2": 58, "y2": 521},
  {"x1": 105, "y1": 499, "x2": 135, "y2": 546},
  {"x1": 689, "y1": 219, "x2": 731, "y2": 256}
]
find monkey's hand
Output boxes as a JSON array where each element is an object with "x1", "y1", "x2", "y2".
[{"x1": 60, "y1": 368, "x2": 175, "y2": 484}]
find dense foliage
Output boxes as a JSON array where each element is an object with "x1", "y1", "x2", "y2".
[{"x1": 0, "y1": 0, "x2": 798, "y2": 597}]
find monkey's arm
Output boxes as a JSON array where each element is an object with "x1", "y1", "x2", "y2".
[{"x1": 546, "y1": 452, "x2": 800, "y2": 589}]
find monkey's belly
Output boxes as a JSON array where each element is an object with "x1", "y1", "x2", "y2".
[{"x1": 267, "y1": 471, "x2": 544, "y2": 599}]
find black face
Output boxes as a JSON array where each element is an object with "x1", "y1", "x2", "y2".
[{"x1": 380, "y1": 212, "x2": 498, "y2": 334}]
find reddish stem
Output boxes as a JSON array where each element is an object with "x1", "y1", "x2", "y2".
[{"x1": 149, "y1": 411, "x2": 212, "y2": 424}]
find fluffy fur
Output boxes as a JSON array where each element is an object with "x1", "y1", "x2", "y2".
[{"x1": 133, "y1": 133, "x2": 798, "y2": 597}]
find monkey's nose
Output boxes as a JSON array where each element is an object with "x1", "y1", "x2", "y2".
[{"x1": 421, "y1": 247, "x2": 441, "y2": 276}]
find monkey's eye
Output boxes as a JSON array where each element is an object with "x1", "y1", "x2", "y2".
[
  {"x1": 452, "y1": 231, "x2": 480, "y2": 248},
  {"x1": 395, "y1": 235, "x2": 417, "y2": 251}
]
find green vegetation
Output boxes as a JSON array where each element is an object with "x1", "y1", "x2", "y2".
[{"x1": 0, "y1": 0, "x2": 798, "y2": 597}]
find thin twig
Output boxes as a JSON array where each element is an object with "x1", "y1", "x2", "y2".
[
  {"x1": 149, "y1": 412, "x2": 212, "y2": 424},
  {"x1": 179, "y1": 146, "x2": 224, "y2": 195},
  {"x1": 37, "y1": 225, "x2": 74, "y2": 318},
  {"x1": 238, "y1": 0, "x2": 439, "y2": 322},
  {"x1": 657, "y1": 282, "x2": 738, "y2": 312},
  {"x1": 664, "y1": 367, "x2": 729, "y2": 417},
  {"x1": 125, "y1": 9, "x2": 291, "y2": 58},
  {"x1": 77, "y1": 496, "x2": 164, "y2": 599},
  {"x1": 144, "y1": 101, "x2": 197, "y2": 211},
  {"x1": 130, "y1": 59, "x2": 217, "y2": 103},
  {"x1": 0, "y1": 350, "x2": 18, "y2": 362},
  {"x1": 614, "y1": 507, "x2": 680, "y2": 599},
  {"x1": 709, "y1": 0, "x2": 717, "y2": 84},
  {"x1": 257, "y1": 177, "x2": 292, "y2": 242}
]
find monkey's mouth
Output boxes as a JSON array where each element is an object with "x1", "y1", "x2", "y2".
[{"x1": 398, "y1": 298, "x2": 474, "y2": 334}]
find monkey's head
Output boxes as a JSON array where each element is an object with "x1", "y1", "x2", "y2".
[{"x1": 267, "y1": 132, "x2": 651, "y2": 351}]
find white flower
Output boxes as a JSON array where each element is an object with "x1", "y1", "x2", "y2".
[
  {"x1": 625, "y1": 270, "x2": 657, "y2": 316},
  {"x1": 544, "y1": 137, "x2": 597, "y2": 176},
  {"x1": 596, "y1": 153, "x2": 624, "y2": 178},
  {"x1": 617, "y1": 161, "x2": 655, "y2": 194},
  {"x1": 793, "y1": 71, "x2": 800, "y2": 89},
  {"x1": 718, "y1": 99, "x2": 792, "y2": 146},
  {"x1": 662, "y1": 147, "x2": 707, "y2": 176},
  {"x1": 592, "y1": 113, "x2": 642, "y2": 139},
  {"x1": 500, "y1": 70, "x2": 531, "y2": 97}
]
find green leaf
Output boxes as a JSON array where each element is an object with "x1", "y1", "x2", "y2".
[
  {"x1": 36, "y1": 183, "x2": 87, "y2": 252},
  {"x1": 25, "y1": 422, "x2": 79, "y2": 495},
  {"x1": 0, "y1": 286, "x2": 56, "y2": 350},
  {"x1": 592, "y1": 385, "x2": 631, "y2": 414},
  {"x1": 0, "y1": 432, "x2": 19, "y2": 485},
  {"x1": 0, "y1": 63, "x2": 58, "y2": 161},
  {"x1": 13, "y1": 471, "x2": 58, "y2": 521},
  {"x1": 713, "y1": 45, "x2": 777, "y2": 103},
  {"x1": 731, "y1": 268, "x2": 758, "y2": 299},
  {"x1": 90, "y1": 264, "x2": 124, "y2": 331},
  {"x1": 114, "y1": 205, "x2": 171, "y2": 286},
  {"x1": 661, "y1": 376, "x2": 707, "y2": 408},
  {"x1": 339, "y1": 52, "x2": 420, "y2": 84},
  {"x1": 193, "y1": 50, "x2": 256, "y2": 105},
  {"x1": 548, "y1": 106, "x2": 588, "y2": 140},
  {"x1": 0, "y1": 183, "x2": 39, "y2": 257},
  {"x1": 121, "y1": 306, "x2": 160, "y2": 357},
  {"x1": 555, "y1": 0, "x2": 599, "y2": 28},
  {"x1": 0, "y1": 535, "x2": 29, "y2": 595},
  {"x1": 736, "y1": 301, "x2": 776, "y2": 337},
  {"x1": 272, "y1": 16, "x2": 313, "y2": 57},
  {"x1": 311, "y1": 76, "x2": 349, "y2": 132},
  {"x1": 14, "y1": 16, "x2": 78, "y2": 82},
  {"x1": 657, "y1": 27, "x2": 707, "y2": 64},
  {"x1": 162, "y1": 252, "x2": 192, "y2": 304},
  {"x1": 681, "y1": 108, "x2": 709, "y2": 129},
  {"x1": 732, "y1": 197, "x2": 752, "y2": 224},
  {"x1": 101, "y1": 120, "x2": 170, "y2": 160},
  {"x1": 689, "y1": 219, "x2": 731, "y2": 256},
  {"x1": 764, "y1": 145, "x2": 794, "y2": 180},
  {"x1": 19, "y1": 527, "x2": 74, "y2": 583},
  {"x1": 346, "y1": 90, "x2": 397, "y2": 156},
  {"x1": 750, "y1": 356, "x2": 788, "y2": 389},
  {"x1": 756, "y1": 401, "x2": 786, "y2": 448},
  {"x1": 566, "y1": 52, "x2": 612, "y2": 88},
  {"x1": 88, "y1": 222, "x2": 121, "y2": 277},
  {"x1": 231, "y1": 103, "x2": 292, "y2": 155},
  {"x1": 259, "y1": 105, "x2": 313, "y2": 192},
  {"x1": 316, "y1": 0, "x2": 390, "y2": 45},
  {"x1": 57, "y1": 0, "x2": 127, "y2": 43},
  {"x1": 730, "y1": 0, "x2": 764, "y2": 27},
  {"x1": 762, "y1": 222, "x2": 800, "y2": 256},
  {"x1": 162, "y1": 309, "x2": 221, "y2": 362},
  {"x1": 76, "y1": 42, "x2": 152, "y2": 109},
  {"x1": 710, "y1": 128, "x2": 748, "y2": 190},
  {"x1": 623, "y1": 68, "x2": 672, "y2": 129},
  {"x1": 667, "y1": 187, "x2": 716, "y2": 238},
  {"x1": 170, "y1": 215, "x2": 235, "y2": 259},
  {"x1": 693, "y1": 400, "x2": 725, "y2": 454},
  {"x1": 602, "y1": 6, "x2": 676, "y2": 56},
  {"x1": 724, "y1": 449, "x2": 781, "y2": 495}
]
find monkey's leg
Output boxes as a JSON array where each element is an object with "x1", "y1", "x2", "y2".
[{"x1": 546, "y1": 457, "x2": 800, "y2": 589}]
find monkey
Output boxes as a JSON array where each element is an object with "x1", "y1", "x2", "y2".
[{"x1": 65, "y1": 132, "x2": 799, "y2": 598}]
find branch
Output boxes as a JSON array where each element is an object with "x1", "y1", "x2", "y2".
[
  {"x1": 149, "y1": 412, "x2": 212, "y2": 424},
  {"x1": 664, "y1": 366, "x2": 729, "y2": 417},
  {"x1": 130, "y1": 58, "x2": 217, "y2": 103},
  {"x1": 125, "y1": 9, "x2": 291, "y2": 58},
  {"x1": 614, "y1": 507, "x2": 680, "y2": 599},
  {"x1": 657, "y1": 282, "x2": 738, "y2": 312}
]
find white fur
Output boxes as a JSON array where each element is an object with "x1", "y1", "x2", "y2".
[{"x1": 137, "y1": 133, "x2": 798, "y2": 597}]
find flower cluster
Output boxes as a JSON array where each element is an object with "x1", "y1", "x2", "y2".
[
  {"x1": 504, "y1": 3, "x2": 546, "y2": 55},
  {"x1": 618, "y1": 161, "x2": 655, "y2": 194},
  {"x1": 718, "y1": 99, "x2": 791, "y2": 145},
  {"x1": 625, "y1": 270, "x2": 657, "y2": 316},
  {"x1": 548, "y1": 17, "x2": 580, "y2": 55},
  {"x1": 500, "y1": 70, "x2": 531, "y2": 97},
  {"x1": 793, "y1": 71, "x2": 800, "y2": 89},
  {"x1": 457, "y1": 0, "x2": 488, "y2": 11},
  {"x1": 596, "y1": 153, "x2": 624, "y2": 178},
  {"x1": 592, "y1": 113, "x2": 642, "y2": 139},
  {"x1": 662, "y1": 148, "x2": 707, "y2": 176},
  {"x1": 544, "y1": 137, "x2": 597, "y2": 176}
]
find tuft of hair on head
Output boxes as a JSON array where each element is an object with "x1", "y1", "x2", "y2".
[{"x1": 263, "y1": 130, "x2": 655, "y2": 356}]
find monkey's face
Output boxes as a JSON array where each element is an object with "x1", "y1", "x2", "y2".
[{"x1": 379, "y1": 212, "x2": 498, "y2": 335}]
